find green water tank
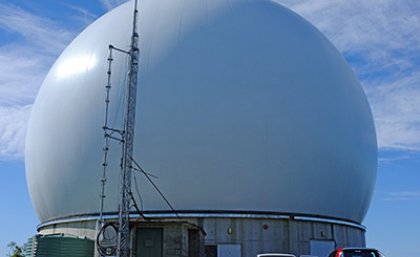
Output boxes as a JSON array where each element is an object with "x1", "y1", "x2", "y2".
[{"x1": 24, "y1": 234, "x2": 94, "y2": 257}]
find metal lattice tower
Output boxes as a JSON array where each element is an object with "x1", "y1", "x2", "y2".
[
  {"x1": 98, "y1": 1, "x2": 140, "y2": 256},
  {"x1": 117, "y1": 0, "x2": 140, "y2": 256}
]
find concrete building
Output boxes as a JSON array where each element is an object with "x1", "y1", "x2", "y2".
[{"x1": 25, "y1": 0, "x2": 377, "y2": 257}]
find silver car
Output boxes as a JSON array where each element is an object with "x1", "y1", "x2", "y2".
[{"x1": 257, "y1": 254, "x2": 296, "y2": 257}]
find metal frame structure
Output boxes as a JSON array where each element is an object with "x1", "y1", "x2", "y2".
[
  {"x1": 118, "y1": 0, "x2": 139, "y2": 256},
  {"x1": 99, "y1": 1, "x2": 140, "y2": 256}
]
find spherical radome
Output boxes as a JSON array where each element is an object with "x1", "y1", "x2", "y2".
[{"x1": 25, "y1": 0, "x2": 377, "y2": 224}]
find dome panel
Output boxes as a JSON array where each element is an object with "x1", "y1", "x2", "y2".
[{"x1": 25, "y1": 0, "x2": 377, "y2": 223}]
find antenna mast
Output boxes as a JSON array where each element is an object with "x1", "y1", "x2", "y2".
[{"x1": 118, "y1": 0, "x2": 139, "y2": 256}]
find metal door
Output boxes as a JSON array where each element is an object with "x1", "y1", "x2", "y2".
[{"x1": 136, "y1": 228, "x2": 163, "y2": 257}]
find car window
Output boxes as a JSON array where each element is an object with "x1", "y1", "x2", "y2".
[{"x1": 343, "y1": 250, "x2": 379, "y2": 257}]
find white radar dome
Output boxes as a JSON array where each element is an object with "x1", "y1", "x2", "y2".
[{"x1": 25, "y1": 0, "x2": 377, "y2": 224}]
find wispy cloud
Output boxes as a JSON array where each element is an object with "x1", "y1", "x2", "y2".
[
  {"x1": 0, "y1": 105, "x2": 31, "y2": 160},
  {"x1": 0, "y1": 3, "x2": 79, "y2": 160},
  {"x1": 278, "y1": 0, "x2": 420, "y2": 151},
  {"x1": 100, "y1": 0, "x2": 129, "y2": 11},
  {"x1": 380, "y1": 191, "x2": 420, "y2": 202},
  {"x1": 62, "y1": 4, "x2": 98, "y2": 26},
  {"x1": 369, "y1": 70, "x2": 420, "y2": 151},
  {"x1": 0, "y1": 46, "x2": 47, "y2": 106},
  {"x1": 378, "y1": 151, "x2": 418, "y2": 165},
  {"x1": 0, "y1": 3, "x2": 72, "y2": 55}
]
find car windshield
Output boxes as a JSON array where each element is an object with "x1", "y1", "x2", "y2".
[
  {"x1": 343, "y1": 249, "x2": 380, "y2": 257},
  {"x1": 258, "y1": 255, "x2": 295, "y2": 257},
  {"x1": 257, "y1": 253, "x2": 295, "y2": 257}
]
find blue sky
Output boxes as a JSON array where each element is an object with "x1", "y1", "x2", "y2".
[{"x1": 0, "y1": 0, "x2": 419, "y2": 256}]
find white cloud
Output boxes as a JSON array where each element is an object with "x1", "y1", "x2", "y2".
[
  {"x1": 100, "y1": 0, "x2": 129, "y2": 11},
  {"x1": 0, "y1": 3, "x2": 72, "y2": 55},
  {"x1": 381, "y1": 191, "x2": 420, "y2": 202},
  {"x1": 278, "y1": 0, "x2": 420, "y2": 151},
  {"x1": 62, "y1": 4, "x2": 98, "y2": 26},
  {"x1": 0, "y1": 105, "x2": 32, "y2": 160},
  {"x1": 0, "y1": 3, "x2": 74, "y2": 106},
  {"x1": 378, "y1": 155, "x2": 411, "y2": 165},
  {"x1": 370, "y1": 71, "x2": 420, "y2": 151},
  {"x1": 0, "y1": 3, "x2": 79, "y2": 160},
  {"x1": 0, "y1": 46, "x2": 48, "y2": 106}
]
